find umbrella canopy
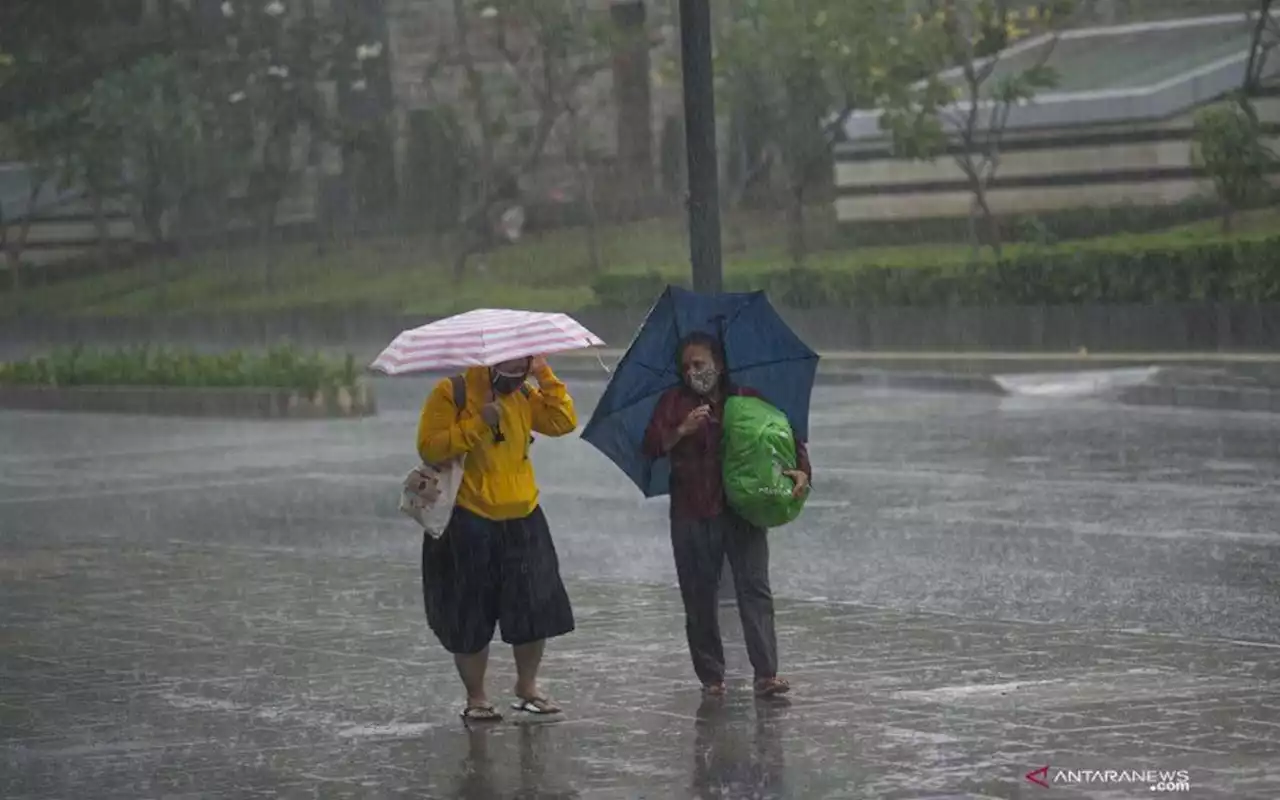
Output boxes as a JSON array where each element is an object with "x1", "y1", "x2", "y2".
[
  {"x1": 370, "y1": 309, "x2": 605, "y2": 375},
  {"x1": 581, "y1": 286, "x2": 819, "y2": 497}
]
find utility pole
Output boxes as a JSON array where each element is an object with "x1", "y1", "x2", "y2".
[
  {"x1": 678, "y1": 0, "x2": 723, "y2": 294},
  {"x1": 677, "y1": 0, "x2": 734, "y2": 604}
]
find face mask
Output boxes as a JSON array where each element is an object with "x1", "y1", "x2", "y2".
[
  {"x1": 492, "y1": 371, "x2": 528, "y2": 396},
  {"x1": 687, "y1": 366, "x2": 719, "y2": 396}
]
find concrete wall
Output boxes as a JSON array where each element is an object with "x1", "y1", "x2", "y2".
[
  {"x1": 836, "y1": 96, "x2": 1280, "y2": 223},
  {"x1": 836, "y1": 12, "x2": 1280, "y2": 224},
  {"x1": 3, "y1": 305, "x2": 1279, "y2": 357}
]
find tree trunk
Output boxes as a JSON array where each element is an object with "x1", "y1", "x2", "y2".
[
  {"x1": 568, "y1": 106, "x2": 602, "y2": 273},
  {"x1": 5, "y1": 250, "x2": 21, "y2": 295},
  {"x1": 91, "y1": 190, "x2": 110, "y2": 267},
  {"x1": 1244, "y1": 0, "x2": 1275, "y2": 97},
  {"x1": 972, "y1": 181, "x2": 1002, "y2": 258},
  {"x1": 581, "y1": 172, "x2": 602, "y2": 274},
  {"x1": 453, "y1": 244, "x2": 471, "y2": 282},
  {"x1": 6, "y1": 179, "x2": 44, "y2": 298},
  {"x1": 452, "y1": 0, "x2": 498, "y2": 282},
  {"x1": 258, "y1": 197, "x2": 281, "y2": 295},
  {"x1": 787, "y1": 183, "x2": 807, "y2": 268}
]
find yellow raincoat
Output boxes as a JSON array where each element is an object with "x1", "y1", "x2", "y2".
[{"x1": 416, "y1": 365, "x2": 577, "y2": 521}]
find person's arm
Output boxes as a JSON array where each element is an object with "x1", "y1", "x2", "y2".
[
  {"x1": 417, "y1": 377, "x2": 490, "y2": 464},
  {"x1": 794, "y1": 439, "x2": 813, "y2": 481},
  {"x1": 528, "y1": 364, "x2": 577, "y2": 437},
  {"x1": 642, "y1": 391, "x2": 680, "y2": 459}
]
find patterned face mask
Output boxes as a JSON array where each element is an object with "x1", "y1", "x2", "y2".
[
  {"x1": 492, "y1": 371, "x2": 527, "y2": 395},
  {"x1": 491, "y1": 361, "x2": 529, "y2": 395},
  {"x1": 687, "y1": 366, "x2": 719, "y2": 396}
]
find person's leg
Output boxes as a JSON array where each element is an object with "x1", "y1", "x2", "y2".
[
  {"x1": 670, "y1": 514, "x2": 728, "y2": 689},
  {"x1": 423, "y1": 509, "x2": 502, "y2": 717},
  {"x1": 512, "y1": 639, "x2": 544, "y2": 700},
  {"x1": 498, "y1": 506, "x2": 574, "y2": 712},
  {"x1": 454, "y1": 647, "x2": 492, "y2": 707},
  {"x1": 723, "y1": 515, "x2": 785, "y2": 694}
]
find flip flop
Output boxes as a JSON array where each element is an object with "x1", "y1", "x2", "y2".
[
  {"x1": 511, "y1": 695, "x2": 562, "y2": 715},
  {"x1": 460, "y1": 703, "x2": 503, "y2": 723},
  {"x1": 754, "y1": 677, "x2": 791, "y2": 698}
]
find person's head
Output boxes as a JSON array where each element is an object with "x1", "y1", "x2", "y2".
[
  {"x1": 678, "y1": 332, "x2": 726, "y2": 397},
  {"x1": 490, "y1": 357, "x2": 531, "y2": 395}
]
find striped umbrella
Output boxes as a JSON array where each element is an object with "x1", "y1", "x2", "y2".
[{"x1": 369, "y1": 308, "x2": 606, "y2": 375}]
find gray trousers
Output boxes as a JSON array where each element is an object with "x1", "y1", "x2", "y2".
[{"x1": 670, "y1": 511, "x2": 778, "y2": 684}]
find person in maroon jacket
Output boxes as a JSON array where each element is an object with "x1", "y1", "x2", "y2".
[{"x1": 642, "y1": 331, "x2": 811, "y2": 698}]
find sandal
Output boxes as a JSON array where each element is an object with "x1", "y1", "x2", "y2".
[
  {"x1": 511, "y1": 695, "x2": 562, "y2": 715},
  {"x1": 754, "y1": 677, "x2": 791, "y2": 698},
  {"x1": 460, "y1": 703, "x2": 503, "y2": 723},
  {"x1": 702, "y1": 681, "x2": 726, "y2": 697}
]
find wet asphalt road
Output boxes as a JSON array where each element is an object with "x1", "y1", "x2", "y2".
[
  {"x1": 370, "y1": 378, "x2": 1280, "y2": 645},
  {"x1": 12, "y1": 376, "x2": 1273, "y2": 641},
  {"x1": 4, "y1": 379, "x2": 1280, "y2": 798}
]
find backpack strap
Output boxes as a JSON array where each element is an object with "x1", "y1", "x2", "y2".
[{"x1": 449, "y1": 374, "x2": 467, "y2": 419}]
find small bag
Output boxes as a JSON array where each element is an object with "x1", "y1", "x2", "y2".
[{"x1": 399, "y1": 375, "x2": 468, "y2": 539}]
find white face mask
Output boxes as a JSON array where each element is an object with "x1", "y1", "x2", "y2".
[{"x1": 687, "y1": 366, "x2": 719, "y2": 396}]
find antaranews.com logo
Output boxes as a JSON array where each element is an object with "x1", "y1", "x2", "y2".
[{"x1": 1026, "y1": 765, "x2": 1192, "y2": 792}]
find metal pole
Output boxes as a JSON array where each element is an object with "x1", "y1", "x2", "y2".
[
  {"x1": 678, "y1": 0, "x2": 723, "y2": 295},
  {"x1": 677, "y1": 0, "x2": 733, "y2": 603}
]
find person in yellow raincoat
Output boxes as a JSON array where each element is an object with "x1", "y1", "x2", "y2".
[{"x1": 417, "y1": 355, "x2": 578, "y2": 723}]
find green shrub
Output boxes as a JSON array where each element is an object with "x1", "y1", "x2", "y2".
[
  {"x1": 0, "y1": 345, "x2": 361, "y2": 392},
  {"x1": 591, "y1": 234, "x2": 1280, "y2": 309},
  {"x1": 837, "y1": 199, "x2": 1221, "y2": 247}
]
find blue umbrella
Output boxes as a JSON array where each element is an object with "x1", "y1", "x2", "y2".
[{"x1": 581, "y1": 285, "x2": 820, "y2": 497}]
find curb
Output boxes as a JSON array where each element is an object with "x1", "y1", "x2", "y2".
[
  {"x1": 545, "y1": 357, "x2": 1280, "y2": 413},
  {"x1": 1118, "y1": 384, "x2": 1280, "y2": 415},
  {"x1": 543, "y1": 361, "x2": 1007, "y2": 395},
  {"x1": 0, "y1": 383, "x2": 378, "y2": 419}
]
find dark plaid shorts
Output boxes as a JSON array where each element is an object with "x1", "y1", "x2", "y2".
[{"x1": 422, "y1": 505, "x2": 575, "y2": 655}]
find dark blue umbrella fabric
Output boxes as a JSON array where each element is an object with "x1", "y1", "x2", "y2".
[{"x1": 581, "y1": 285, "x2": 820, "y2": 498}]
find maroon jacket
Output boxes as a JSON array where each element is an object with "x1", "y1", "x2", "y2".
[{"x1": 643, "y1": 384, "x2": 812, "y2": 521}]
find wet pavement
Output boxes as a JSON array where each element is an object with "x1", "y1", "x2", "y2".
[{"x1": 2, "y1": 380, "x2": 1279, "y2": 798}]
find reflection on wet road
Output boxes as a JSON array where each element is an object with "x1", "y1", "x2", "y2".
[{"x1": 2, "y1": 380, "x2": 1278, "y2": 798}]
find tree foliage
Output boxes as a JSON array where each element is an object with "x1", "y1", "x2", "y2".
[
  {"x1": 716, "y1": 0, "x2": 948, "y2": 265},
  {"x1": 437, "y1": 0, "x2": 617, "y2": 276},
  {"x1": 1193, "y1": 101, "x2": 1277, "y2": 232},
  {"x1": 901, "y1": 0, "x2": 1067, "y2": 255}
]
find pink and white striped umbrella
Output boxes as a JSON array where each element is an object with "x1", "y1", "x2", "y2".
[{"x1": 370, "y1": 308, "x2": 606, "y2": 375}]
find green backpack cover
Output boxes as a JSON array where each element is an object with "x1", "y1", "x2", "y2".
[{"x1": 721, "y1": 395, "x2": 808, "y2": 529}]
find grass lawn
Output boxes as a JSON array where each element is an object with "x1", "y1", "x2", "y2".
[{"x1": 2, "y1": 206, "x2": 1277, "y2": 318}]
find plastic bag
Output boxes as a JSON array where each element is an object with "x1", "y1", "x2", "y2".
[
  {"x1": 399, "y1": 457, "x2": 464, "y2": 539},
  {"x1": 721, "y1": 395, "x2": 808, "y2": 529}
]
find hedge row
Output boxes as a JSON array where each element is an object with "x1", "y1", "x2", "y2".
[
  {"x1": 592, "y1": 235, "x2": 1280, "y2": 309},
  {"x1": 0, "y1": 345, "x2": 360, "y2": 393},
  {"x1": 836, "y1": 200, "x2": 1221, "y2": 247}
]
